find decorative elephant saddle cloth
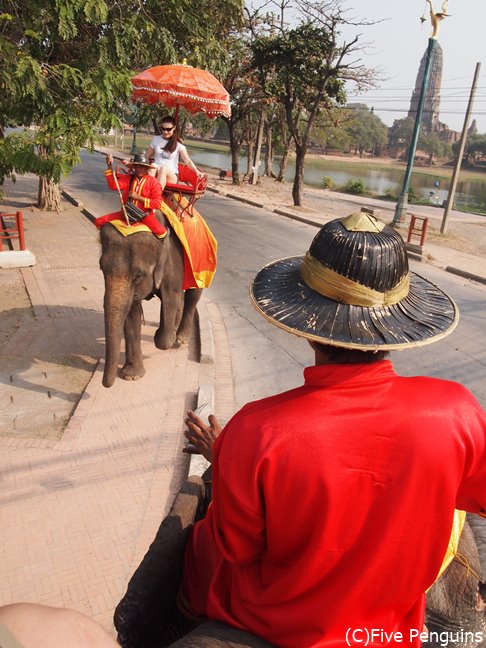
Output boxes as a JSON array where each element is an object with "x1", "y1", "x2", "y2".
[
  {"x1": 431, "y1": 509, "x2": 466, "y2": 587},
  {"x1": 163, "y1": 198, "x2": 217, "y2": 290},
  {"x1": 108, "y1": 219, "x2": 167, "y2": 239},
  {"x1": 109, "y1": 199, "x2": 217, "y2": 290}
]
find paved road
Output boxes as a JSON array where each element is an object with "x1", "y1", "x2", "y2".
[{"x1": 65, "y1": 151, "x2": 486, "y2": 409}]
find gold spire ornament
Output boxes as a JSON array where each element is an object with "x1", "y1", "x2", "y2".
[{"x1": 426, "y1": 0, "x2": 450, "y2": 39}]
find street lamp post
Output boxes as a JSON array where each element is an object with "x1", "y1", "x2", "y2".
[
  {"x1": 392, "y1": 1, "x2": 449, "y2": 227},
  {"x1": 130, "y1": 125, "x2": 138, "y2": 155}
]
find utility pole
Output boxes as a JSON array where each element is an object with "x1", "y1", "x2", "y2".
[{"x1": 440, "y1": 62, "x2": 481, "y2": 234}]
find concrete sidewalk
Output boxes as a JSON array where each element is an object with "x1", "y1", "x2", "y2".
[{"x1": 0, "y1": 175, "x2": 233, "y2": 634}]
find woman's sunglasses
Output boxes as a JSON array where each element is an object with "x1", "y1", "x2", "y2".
[{"x1": 161, "y1": 126, "x2": 174, "y2": 132}]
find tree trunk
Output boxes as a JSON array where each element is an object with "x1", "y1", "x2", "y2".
[
  {"x1": 292, "y1": 143, "x2": 306, "y2": 207},
  {"x1": 264, "y1": 122, "x2": 277, "y2": 178},
  {"x1": 251, "y1": 109, "x2": 265, "y2": 185},
  {"x1": 246, "y1": 142, "x2": 254, "y2": 176},
  {"x1": 37, "y1": 176, "x2": 62, "y2": 211},
  {"x1": 277, "y1": 135, "x2": 292, "y2": 182},
  {"x1": 226, "y1": 120, "x2": 241, "y2": 185}
]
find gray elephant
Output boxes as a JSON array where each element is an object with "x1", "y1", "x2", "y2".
[
  {"x1": 99, "y1": 219, "x2": 202, "y2": 388},
  {"x1": 426, "y1": 515, "x2": 486, "y2": 647}
]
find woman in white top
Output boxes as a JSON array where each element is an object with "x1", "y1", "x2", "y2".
[{"x1": 146, "y1": 115, "x2": 201, "y2": 190}]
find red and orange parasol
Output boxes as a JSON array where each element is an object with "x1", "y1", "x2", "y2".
[{"x1": 131, "y1": 61, "x2": 231, "y2": 119}]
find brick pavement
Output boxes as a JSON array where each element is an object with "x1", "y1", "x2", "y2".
[{"x1": 0, "y1": 175, "x2": 234, "y2": 635}]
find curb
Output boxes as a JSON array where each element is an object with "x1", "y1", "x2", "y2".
[
  {"x1": 444, "y1": 266, "x2": 486, "y2": 286},
  {"x1": 197, "y1": 296, "x2": 215, "y2": 365}
]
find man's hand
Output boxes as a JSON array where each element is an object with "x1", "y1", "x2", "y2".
[
  {"x1": 183, "y1": 410, "x2": 222, "y2": 463},
  {"x1": 128, "y1": 191, "x2": 141, "y2": 201},
  {"x1": 106, "y1": 154, "x2": 113, "y2": 168}
]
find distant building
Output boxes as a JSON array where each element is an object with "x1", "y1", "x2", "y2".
[
  {"x1": 408, "y1": 41, "x2": 459, "y2": 143},
  {"x1": 408, "y1": 42, "x2": 443, "y2": 133}
]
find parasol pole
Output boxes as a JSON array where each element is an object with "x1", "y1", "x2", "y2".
[{"x1": 112, "y1": 162, "x2": 131, "y2": 226}]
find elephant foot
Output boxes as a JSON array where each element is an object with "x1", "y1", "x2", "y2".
[
  {"x1": 154, "y1": 329, "x2": 176, "y2": 350},
  {"x1": 173, "y1": 337, "x2": 189, "y2": 348},
  {"x1": 121, "y1": 363, "x2": 146, "y2": 382}
]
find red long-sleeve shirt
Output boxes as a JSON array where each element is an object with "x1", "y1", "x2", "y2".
[
  {"x1": 182, "y1": 361, "x2": 486, "y2": 647},
  {"x1": 96, "y1": 170, "x2": 165, "y2": 235}
]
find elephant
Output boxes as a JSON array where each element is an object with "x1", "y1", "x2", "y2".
[{"x1": 99, "y1": 217, "x2": 202, "y2": 388}]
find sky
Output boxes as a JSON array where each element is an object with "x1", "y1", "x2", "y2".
[
  {"x1": 343, "y1": 0, "x2": 486, "y2": 134},
  {"x1": 248, "y1": 0, "x2": 486, "y2": 134}
]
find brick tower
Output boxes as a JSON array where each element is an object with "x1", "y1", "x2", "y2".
[{"x1": 408, "y1": 42, "x2": 443, "y2": 133}]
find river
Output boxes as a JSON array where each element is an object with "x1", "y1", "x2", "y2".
[{"x1": 187, "y1": 146, "x2": 486, "y2": 215}]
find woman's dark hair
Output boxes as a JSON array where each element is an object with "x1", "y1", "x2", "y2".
[{"x1": 160, "y1": 115, "x2": 181, "y2": 154}]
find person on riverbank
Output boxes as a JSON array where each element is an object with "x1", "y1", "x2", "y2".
[
  {"x1": 180, "y1": 211, "x2": 486, "y2": 647},
  {"x1": 146, "y1": 116, "x2": 202, "y2": 191},
  {"x1": 95, "y1": 153, "x2": 167, "y2": 237}
]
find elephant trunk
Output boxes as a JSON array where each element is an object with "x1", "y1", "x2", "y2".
[{"x1": 102, "y1": 275, "x2": 133, "y2": 388}]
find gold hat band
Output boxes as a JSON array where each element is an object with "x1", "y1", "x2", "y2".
[{"x1": 300, "y1": 252, "x2": 410, "y2": 307}]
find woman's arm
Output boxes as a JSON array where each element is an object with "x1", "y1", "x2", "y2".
[{"x1": 179, "y1": 144, "x2": 202, "y2": 175}]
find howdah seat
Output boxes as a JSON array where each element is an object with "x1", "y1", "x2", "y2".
[{"x1": 163, "y1": 164, "x2": 208, "y2": 218}]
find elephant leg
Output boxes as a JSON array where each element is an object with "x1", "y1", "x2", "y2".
[
  {"x1": 175, "y1": 289, "x2": 203, "y2": 346},
  {"x1": 155, "y1": 288, "x2": 183, "y2": 350},
  {"x1": 121, "y1": 301, "x2": 146, "y2": 381}
]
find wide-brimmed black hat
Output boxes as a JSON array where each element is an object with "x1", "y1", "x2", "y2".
[
  {"x1": 126, "y1": 153, "x2": 152, "y2": 168},
  {"x1": 250, "y1": 210, "x2": 459, "y2": 350}
]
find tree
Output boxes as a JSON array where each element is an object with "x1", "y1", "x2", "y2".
[
  {"x1": 455, "y1": 134, "x2": 486, "y2": 165},
  {"x1": 388, "y1": 118, "x2": 415, "y2": 159},
  {"x1": 219, "y1": 34, "x2": 261, "y2": 184},
  {"x1": 418, "y1": 133, "x2": 451, "y2": 166},
  {"x1": 345, "y1": 104, "x2": 388, "y2": 157},
  {"x1": 251, "y1": 1, "x2": 376, "y2": 206},
  {"x1": 0, "y1": 0, "x2": 243, "y2": 208}
]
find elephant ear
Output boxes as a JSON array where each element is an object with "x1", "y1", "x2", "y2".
[{"x1": 153, "y1": 230, "x2": 170, "y2": 289}]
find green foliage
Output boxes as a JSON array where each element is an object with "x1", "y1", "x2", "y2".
[
  {"x1": 418, "y1": 132, "x2": 451, "y2": 164},
  {"x1": 0, "y1": 0, "x2": 244, "y2": 204},
  {"x1": 321, "y1": 176, "x2": 336, "y2": 190},
  {"x1": 345, "y1": 104, "x2": 388, "y2": 156},
  {"x1": 251, "y1": 22, "x2": 347, "y2": 128},
  {"x1": 408, "y1": 185, "x2": 419, "y2": 203},
  {"x1": 388, "y1": 117, "x2": 415, "y2": 153},
  {"x1": 461, "y1": 135, "x2": 486, "y2": 163},
  {"x1": 343, "y1": 179, "x2": 367, "y2": 195}
]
